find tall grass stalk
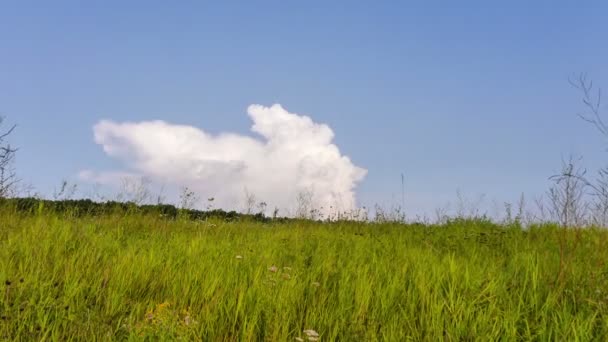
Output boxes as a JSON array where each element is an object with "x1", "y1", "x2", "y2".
[{"x1": 1, "y1": 212, "x2": 608, "y2": 340}]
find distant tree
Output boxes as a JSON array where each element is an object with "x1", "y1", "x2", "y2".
[
  {"x1": 569, "y1": 74, "x2": 608, "y2": 226},
  {"x1": 0, "y1": 116, "x2": 18, "y2": 198},
  {"x1": 547, "y1": 155, "x2": 589, "y2": 228}
]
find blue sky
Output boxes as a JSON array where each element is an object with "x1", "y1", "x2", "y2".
[{"x1": 1, "y1": 1, "x2": 608, "y2": 217}]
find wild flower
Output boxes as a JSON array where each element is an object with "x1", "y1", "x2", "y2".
[
  {"x1": 236, "y1": 255, "x2": 243, "y2": 259},
  {"x1": 303, "y1": 329, "x2": 319, "y2": 339},
  {"x1": 136, "y1": 302, "x2": 196, "y2": 335},
  {"x1": 268, "y1": 266, "x2": 278, "y2": 272}
]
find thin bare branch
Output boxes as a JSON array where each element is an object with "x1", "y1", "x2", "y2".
[
  {"x1": 570, "y1": 73, "x2": 608, "y2": 137},
  {"x1": 0, "y1": 117, "x2": 19, "y2": 197}
]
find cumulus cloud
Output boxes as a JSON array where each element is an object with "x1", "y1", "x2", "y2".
[{"x1": 84, "y1": 104, "x2": 367, "y2": 214}]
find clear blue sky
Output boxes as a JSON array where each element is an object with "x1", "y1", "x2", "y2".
[{"x1": 2, "y1": 1, "x2": 608, "y2": 217}]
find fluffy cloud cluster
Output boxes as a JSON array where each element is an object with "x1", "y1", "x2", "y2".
[{"x1": 82, "y1": 104, "x2": 367, "y2": 214}]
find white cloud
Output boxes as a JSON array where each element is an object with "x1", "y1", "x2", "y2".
[{"x1": 83, "y1": 104, "x2": 367, "y2": 214}]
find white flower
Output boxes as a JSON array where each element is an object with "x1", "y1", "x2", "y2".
[
  {"x1": 303, "y1": 329, "x2": 319, "y2": 338},
  {"x1": 268, "y1": 266, "x2": 278, "y2": 272}
]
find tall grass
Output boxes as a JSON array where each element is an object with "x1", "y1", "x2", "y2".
[{"x1": 1, "y1": 210, "x2": 608, "y2": 340}]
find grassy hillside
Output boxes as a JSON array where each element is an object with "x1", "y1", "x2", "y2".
[{"x1": 1, "y1": 208, "x2": 608, "y2": 340}]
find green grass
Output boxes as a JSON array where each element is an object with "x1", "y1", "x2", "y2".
[{"x1": 1, "y1": 210, "x2": 608, "y2": 341}]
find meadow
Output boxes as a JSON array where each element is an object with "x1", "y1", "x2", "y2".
[{"x1": 1, "y1": 204, "x2": 608, "y2": 341}]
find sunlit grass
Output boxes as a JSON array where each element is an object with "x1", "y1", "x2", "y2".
[{"x1": 1, "y1": 210, "x2": 608, "y2": 340}]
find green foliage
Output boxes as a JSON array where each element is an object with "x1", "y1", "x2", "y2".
[{"x1": 1, "y1": 209, "x2": 608, "y2": 340}]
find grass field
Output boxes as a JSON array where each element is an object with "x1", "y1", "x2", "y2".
[{"x1": 1, "y1": 209, "x2": 608, "y2": 341}]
